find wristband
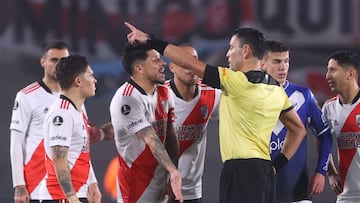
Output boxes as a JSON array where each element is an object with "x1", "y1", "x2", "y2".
[
  {"x1": 147, "y1": 34, "x2": 169, "y2": 55},
  {"x1": 272, "y1": 153, "x2": 288, "y2": 174}
]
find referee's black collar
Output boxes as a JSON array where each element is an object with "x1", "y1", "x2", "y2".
[
  {"x1": 60, "y1": 95, "x2": 78, "y2": 110},
  {"x1": 38, "y1": 79, "x2": 52, "y2": 94},
  {"x1": 169, "y1": 79, "x2": 198, "y2": 100}
]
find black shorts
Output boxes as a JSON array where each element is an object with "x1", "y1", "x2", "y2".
[{"x1": 219, "y1": 158, "x2": 275, "y2": 203}]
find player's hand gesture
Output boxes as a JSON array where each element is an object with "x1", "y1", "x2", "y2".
[{"x1": 125, "y1": 22, "x2": 149, "y2": 45}]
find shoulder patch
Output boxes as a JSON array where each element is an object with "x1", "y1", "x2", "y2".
[
  {"x1": 121, "y1": 105, "x2": 131, "y2": 115},
  {"x1": 52, "y1": 116, "x2": 64, "y2": 126}
]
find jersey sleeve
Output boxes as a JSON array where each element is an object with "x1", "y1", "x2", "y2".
[
  {"x1": 218, "y1": 67, "x2": 249, "y2": 96},
  {"x1": 307, "y1": 90, "x2": 330, "y2": 137},
  {"x1": 111, "y1": 95, "x2": 152, "y2": 135},
  {"x1": 47, "y1": 110, "x2": 73, "y2": 147},
  {"x1": 10, "y1": 92, "x2": 32, "y2": 133},
  {"x1": 306, "y1": 89, "x2": 332, "y2": 176}
]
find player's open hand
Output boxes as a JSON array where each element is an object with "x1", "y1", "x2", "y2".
[{"x1": 169, "y1": 170, "x2": 183, "y2": 203}]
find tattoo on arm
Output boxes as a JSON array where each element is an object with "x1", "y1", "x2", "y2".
[
  {"x1": 165, "y1": 110, "x2": 179, "y2": 166},
  {"x1": 137, "y1": 126, "x2": 175, "y2": 171},
  {"x1": 51, "y1": 146, "x2": 77, "y2": 198},
  {"x1": 14, "y1": 187, "x2": 27, "y2": 196}
]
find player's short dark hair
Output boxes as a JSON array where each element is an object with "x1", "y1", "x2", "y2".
[
  {"x1": 41, "y1": 39, "x2": 69, "y2": 56},
  {"x1": 328, "y1": 50, "x2": 360, "y2": 73},
  {"x1": 263, "y1": 40, "x2": 289, "y2": 53},
  {"x1": 122, "y1": 42, "x2": 152, "y2": 75},
  {"x1": 234, "y1": 27, "x2": 265, "y2": 59},
  {"x1": 56, "y1": 55, "x2": 89, "y2": 90}
]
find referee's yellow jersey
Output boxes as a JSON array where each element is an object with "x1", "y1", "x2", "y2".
[{"x1": 218, "y1": 67, "x2": 292, "y2": 162}]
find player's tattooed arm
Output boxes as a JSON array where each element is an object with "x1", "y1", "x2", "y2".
[
  {"x1": 164, "y1": 109, "x2": 179, "y2": 167},
  {"x1": 51, "y1": 145, "x2": 80, "y2": 202},
  {"x1": 136, "y1": 126, "x2": 177, "y2": 172}
]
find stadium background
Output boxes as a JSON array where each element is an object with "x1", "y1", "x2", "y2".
[{"x1": 1, "y1": 0, "x2": 360, "y2": 202}]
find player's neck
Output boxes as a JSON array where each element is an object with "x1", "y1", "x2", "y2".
[
  {"x1": 42, "y1": 77, "x2": 61, "y2": 93},
  {"x1": 131, "y1": 77, "x2": 156, "y2": 95},
  {"x1": 174, "y1": 79, "x2": 196, "y2": 102},
  {"x1": 339, "y1": 83, "x2": 360, "y2": 104},
  {"x1": 61, "y1": 90, "x2": 85, "y2": 111}
]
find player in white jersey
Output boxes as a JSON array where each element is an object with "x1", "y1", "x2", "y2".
[
  {"x1": 110, "y1": 43, "x2": 183, "y2": 203},
  {"x1": 165, "y1": 45, "x2": 221, "y2": 202},
  {"x1": 43, "y1": 55, "x2": 100, "y2": 203},
  {"x1": 10, "y1": 40, "x2": 69, "y2": 203},
  {"x1": 322, "y1": 50, "x2": 360, "y2": 203}
]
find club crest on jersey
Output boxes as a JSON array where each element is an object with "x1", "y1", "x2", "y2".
[
  {"x1": 200, "y1": 105, "x2": 209, "y2": 119},
  {"x1": 53, "y1": 116, "x2": 63, "y2": 126},
  {"x1": 13, "y1": 101, "x2": 19, "y2": 110},
  {"x1": 121, "y1": 105, "x2": 131, "y2": 115},
  {"x1": 356, "y1": 115, "x2": 360, "y2": 128}
]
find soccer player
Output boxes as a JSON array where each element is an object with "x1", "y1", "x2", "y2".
[
  {"x1": 10, "y1": 40, "x2": 69, "y2": 203},
  {"x1": 165, "y1": 44, "x2": 221, "y2": 202},
  {"x1": 43, "y1": 55, "x2": 100, "y2": 203},
  {"x1": 261, "y1": 40, "x2": 332, "y2": 202},
  {"x1": 109, "y1": 43, "x2": 183, "y2": 203},
  {"x1": 322, "y1": 50, "x2": 360, "y2": 202},
  {"x1": 124, "y1": 22, "x2": 306, "y2": 203},
  {"x1": 9, "y1": 40, "x2": 112, "y2": 203}
]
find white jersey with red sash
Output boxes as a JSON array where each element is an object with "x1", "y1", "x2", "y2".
[
  {"x1": 322, "y1": 94, "x2": 360, "y2": 202},
  {"x1": 43, "y1": 95, "x2": 91, "y2": 199},
  {"x1": 165, "y1": 80, "x2": 220, "y2": 200},
  {"x1": 110, "y1": 79, "x2": 175, "y2": 203},
  {"x1": 10, "y1": 81, "x2": 59, "y2": 199}
]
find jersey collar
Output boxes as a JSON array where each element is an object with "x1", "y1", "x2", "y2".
[
  {"x1": 169, "y1": 79, "x2": 198, "y2": 100},
  {"x1": 128, "y1": 79, "x2": 147, "y2": 95},
  {"x1": 60, "y1": 95, "x2": 78, "y2": 110},
  {"x1": 38, "y1": 80, "x2": 52, "y2": 94}
]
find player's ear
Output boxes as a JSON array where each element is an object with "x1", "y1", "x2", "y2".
[
  {"x1": 74, "y1": 76, "x2": 81, "y2": 87},
  {"x1": 168, "y1": 63, "x2": 176, "y2": 73}
]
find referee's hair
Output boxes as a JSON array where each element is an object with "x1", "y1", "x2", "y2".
[
  {"x1": 233, "y1": 27, "x2": 265, "y2": 60},
  {"x1": 56, "y1": 55, "x2": 89, "y2": 90}
]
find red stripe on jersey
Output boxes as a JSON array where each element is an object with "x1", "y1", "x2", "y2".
[
  {"x1": 45, "y1": 152, "x2": 90, "y2": 199},
  {"x1": 179, "y1": 89, "x2": 216, "y2": 156},
  {"x1": 24, "y1": 139, "x2": 46, "y2": 193},
  {"x1": 338, "y1": 103, "x2": 360, "y2": 187},
  {"x1": 123, "y1": 83, "x2": 134, "y2": 96},
  {"x1": 117, "y1": 145, "x2": 160, "y2": 203},
  {"x1": 22, "y1": 83, "x2": 41, "y2": 94},
  {"x1": 155, "y1": 86, "x2": 169, "y2": 120},
  {"x1": 60, "y1": 99, "x2": 70, "y2": 109}
]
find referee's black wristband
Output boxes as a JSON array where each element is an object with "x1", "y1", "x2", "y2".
[
  {"x1": 272, "y1": 153, "x2": 288, "y2": 173},
  {"x1": 147, "y1": 34, "x2": 169, "y2": 55}
]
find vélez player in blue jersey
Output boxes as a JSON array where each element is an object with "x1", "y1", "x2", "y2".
[{"x1": 261, "y1": 40, "x2": 333, "y2": 202}]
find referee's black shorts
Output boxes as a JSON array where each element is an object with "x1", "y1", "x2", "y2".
[{"x1": 219, "y1": 158, "x2": 275, "y2": 203}]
